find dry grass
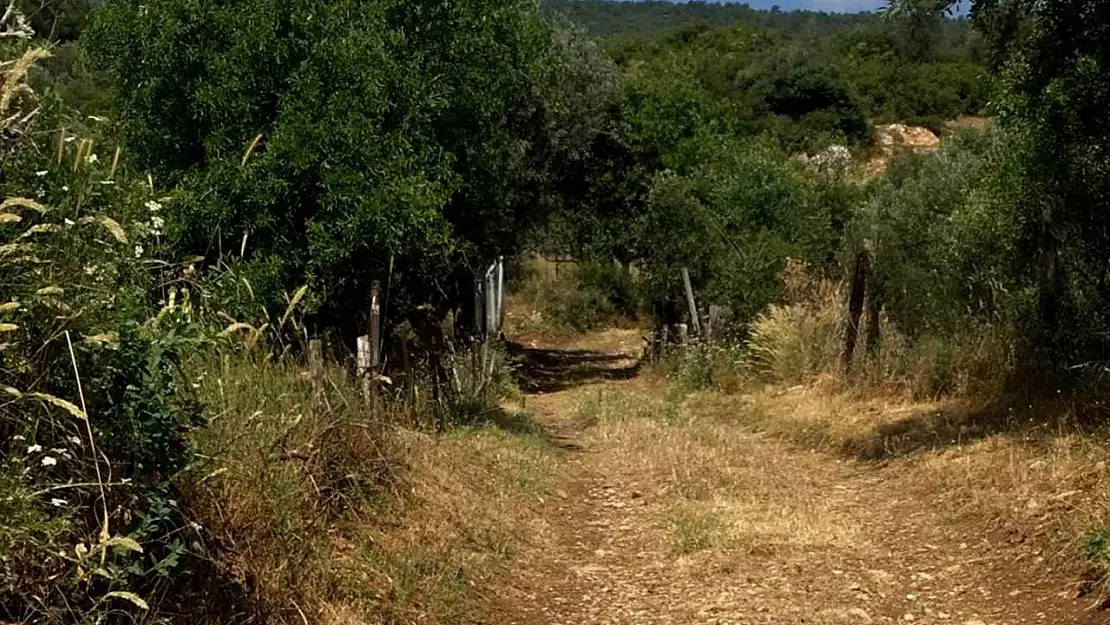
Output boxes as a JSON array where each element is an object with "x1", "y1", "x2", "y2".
[
  {"x1": 572, "y1": 384, "x2": 863, "y2": 559},
  {"x1": 532, "y1": 372, "x2": 1110, "y2": 622},
  {"x1": 326, "y1": 426, "x2": 559, "y2": 624},
  {"x1": 187, "y1": 352, "x2": 560, "y2": 624},
  {"x1": 686, "y1": 381, "x2": 1110, "y2": 600},
  {"x1": 478, "y1": 324, "x2": 1109, "y2": 624},
  {"x1": 743, "y1": 262, "x2": 1015, "y2": 398}
]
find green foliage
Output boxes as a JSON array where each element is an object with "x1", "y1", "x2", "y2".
[
  {"x1": 856, "y1": 128, "x2": 1027, "y2": 338},
  {"x1": 739, "y1": 52, "x2": 871, "y2": 151},
  {"x1": 968, "y1": 0, "x2": 1110, "y2": 369},
  {"x1": 545, "y1": 0, "x2": 935, "y2": 39},
  {"x1": 638, "y1": 136, "x2": 843, "y2": 321},
  {"x1": 515, "y1": 260, "x2": 639, "y2": 334},
  {"x1": 0, "y1": 33, "x2": 216, "y2": 621},
  {"x1": 16, "y1": 0, "x2": 91, "y2": 41},
  {"x1": 84, "y1": 0, "x2": 596, "y2": 337},
  {"x1": 595, "y1": 9, "x2": 986, "y2": 154},
  {"x1": 1087, "y1": 527, "x2": 1110, "y2": 564}
]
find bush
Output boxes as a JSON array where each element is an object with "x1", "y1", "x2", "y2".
[
  {"x1": 513, "y1": 258, "x2": 640, "y2": 334},
  {"x1": 638, "y1": 136, "x2": 843, "y2": 324},
  {"x1": 852, "y1": 128, "x2": 1026, "y2": 340},
  {"x1": 747, "y1": 302, "x2": 842, "y2": 385}
]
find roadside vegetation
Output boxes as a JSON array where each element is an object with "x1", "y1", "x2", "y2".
[{"x1": 6, "y1": 0, "x2": 1110, "y2": 622}]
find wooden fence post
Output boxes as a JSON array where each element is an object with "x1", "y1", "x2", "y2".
[
  {"x1": 706, "y1": 305, "x2": 722, "y2": 343},
  {"x1": 497, "y1": 256, "x2": 505, "y2": 336},
  {"x1": 400, "y1": 331, "x2": 415, "y2": 421},
  {"x1": 681, "y1": 267, "x2": 702, "y2": 336},
  {"x1": 865, "y1": 281, "x2": 881, "y2": 357},
  {"x1": 371, "y1": 285, "x2": 381, "y2": 369},
  {"x1": 359, "y1": 285, "x2": 381, "y2": 412},
  {"x1": 484, "y1": 262, "x2": 498, "y2": 379},
  {"x1": 357, "y1": 335, "x2": 373, "y2": 404},
  {"x1": 842, "y1": 251, "x2": 870, "y2": 371},
  {"x1": 308, "y1": 338, "x2": 323, "y2": 392},
  {"x1": 485, "y1": 263, "x2": 497, "y2": 337},
  {"x1": 474, "y1": 274, "x2": 484, "y2": 337}
]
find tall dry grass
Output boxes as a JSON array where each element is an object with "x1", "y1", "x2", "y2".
[
  {"x1": 741, "y1": 259, "x2": 1015, "y2": 398},
  {"x1": 184, "y1": 350, "x2": 558, "y2": 624}
]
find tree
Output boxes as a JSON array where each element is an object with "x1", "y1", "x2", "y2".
[
  {"x1": 886, "y1": 0, "x2": 1110, "y2": 371},
  {"x1": 85, "y1": 0, "x2": 575, "y2": 338}
]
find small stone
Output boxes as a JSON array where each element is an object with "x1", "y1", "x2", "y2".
[{"x1": 846, "y1": 607, "x2": 872, "y2": 623}]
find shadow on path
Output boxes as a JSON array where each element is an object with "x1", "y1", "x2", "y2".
[
  {"x1": 842, "y1": 395, "x2": 1110, "y2": 461},
  {"x1": 506, "y1": 341, "x2": 641, "y2": 394}
]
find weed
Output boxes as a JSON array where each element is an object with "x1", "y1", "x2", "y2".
[{"x1": 666, "y1": 503, "x2": 726, "y2": 554}]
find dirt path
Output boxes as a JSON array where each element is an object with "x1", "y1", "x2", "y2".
[{"x1": 489, "y1": 330, "x2": 1110, "y2": 625}]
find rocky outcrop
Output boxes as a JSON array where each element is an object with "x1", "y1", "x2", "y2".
[{"x1": 866, "y1": 124, "x2": 941, "y2": 176}]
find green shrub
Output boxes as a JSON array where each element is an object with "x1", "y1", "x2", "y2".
[
  {"x1": 638, "y1": 136, "x2": 843, "y2": 324},
  {"x1": 84, "y1": 0, "x2": 611, "y2": 335},
  {"x1": 0, "y1": 34, "x2": 217, "y2": 622},
  {"x1": 514, "y1": 259, "x2": 640, "y2": 334}
]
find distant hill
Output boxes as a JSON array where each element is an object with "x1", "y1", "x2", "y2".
[
  {"x1": 541, "y1": 1, "x2": 889, "y2": 38},
  {"x1": 543, "y1": 1, "x2": 971, "y2": 39}
]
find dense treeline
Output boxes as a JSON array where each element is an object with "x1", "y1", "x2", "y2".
[
  {"x1": 542, "y1": 0, "x2": 893, "y2": 38},
  {"x1": 4, "y1": 0, "x2": 1110, "y2": 622}
]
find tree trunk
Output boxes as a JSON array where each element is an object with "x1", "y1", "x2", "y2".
[
  {"x1": 1038, "y1": 204, "x2": 1062, "y2": 349},
  {"x1": 865, "y1": 275, "x2": 881, "y2": 357},
  {"x1": 842, "y1": 251, "x2": 869, "y2": 371}
]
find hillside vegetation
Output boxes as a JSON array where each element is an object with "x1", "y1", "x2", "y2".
[{"x1": 4, "y1": 0, "x2": 1110, "y2": 623}]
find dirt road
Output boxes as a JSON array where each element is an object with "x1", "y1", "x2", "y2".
[{"x1": 485, "y1": 329, "x2": 1110, "y2": 625}]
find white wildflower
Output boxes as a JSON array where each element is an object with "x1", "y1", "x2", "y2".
[
  {"x1": 67, "y1": 435, "x2": 82, "y2": 446},
  {"x1": 134, "y1": 244, "x2": 144, "y2": 258},
  {"x1": 86, "y1": 153, "x2": 99, "y2": 164},
  {"x1": 50, "y1": 498, "x2": 67, "y2": 508},
  {"x1": 26, "y1": 444, "x2": 42, "y2": 454},
  {"x1": 84, "y1": 265, "x2": 97, "y2": 276},
  {"x1": 189, "y1": 521, "x2": 202, "y2": 532},
  {"x1": 145, "y1": 200, "x2": 162, "y2": 212},
  {"x1": 35, "y1": 170, "x2": 48, "y2": 177},
  {"x1": 41, "y1": 456, "x2": 56, "y2": 467},
  {"x1": 150, "y1": 215, "x2": 165, "y2": 230},
  {"x1": 61, "y1": 186, "x2": 69, "y2": 192}
]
